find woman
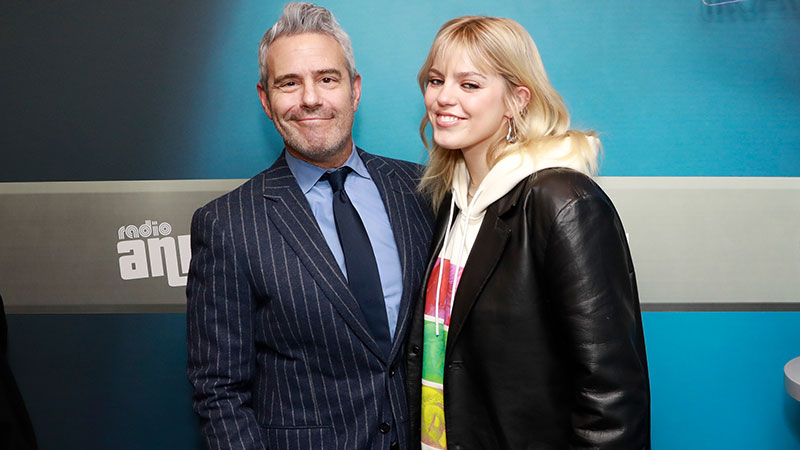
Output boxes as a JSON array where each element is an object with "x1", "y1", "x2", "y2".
[{"x1": 405, "y1": 16, "x2": 650, "y2": 450}]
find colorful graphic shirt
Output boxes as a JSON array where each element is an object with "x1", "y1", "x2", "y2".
[{"x1": 420, "y1": 257, "x2": 464, "y2": 450}]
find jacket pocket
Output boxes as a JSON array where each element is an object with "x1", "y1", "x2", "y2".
[{"x1": 261, "y1": 424, "x2": 333, "y2": 449}]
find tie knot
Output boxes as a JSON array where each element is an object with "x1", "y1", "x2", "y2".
[{"x1": 322, "y1": 166, "x2": 353, "y2": 193}]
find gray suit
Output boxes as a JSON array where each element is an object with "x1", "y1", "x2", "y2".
[{"x1": 187, "y1": 149, "x2": 433, "y2": 450}]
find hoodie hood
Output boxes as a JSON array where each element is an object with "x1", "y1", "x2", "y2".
[
  {"x1": 451, "y1": 151, "x2": 536, "y2": 219},
  {"x1": 451, "y1": 135, "x2": 600, "y2": 218},
  {"x1": 438, "y1": 149, "x2": 538, "y2": 279}
]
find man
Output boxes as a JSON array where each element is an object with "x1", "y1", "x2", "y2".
[{"x1": 186, "y1": 3, "x2": 433, "y2": 450}]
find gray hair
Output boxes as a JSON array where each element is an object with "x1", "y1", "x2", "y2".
[{"x1": 258, "y1": 2, "x2": 357, "y2": 89}]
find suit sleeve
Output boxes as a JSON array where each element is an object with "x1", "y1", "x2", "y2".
[
  {"x1": 186, "y1": 205, "x2": 267, "y2": 450},
  {"x1": 543, "y1": 194, "x2": 650, "y2": 449}
]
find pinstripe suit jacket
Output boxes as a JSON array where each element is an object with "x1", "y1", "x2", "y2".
[{"x1": 187, "y1": 149, "x2": 434, "y2": 450}]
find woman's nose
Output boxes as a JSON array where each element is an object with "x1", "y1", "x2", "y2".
[{"x1": 436, "y1": 83, "x2": 457, "y2": 106}]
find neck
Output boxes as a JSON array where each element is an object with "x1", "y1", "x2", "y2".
[{"x1": 460, "y1": 145, "x2": 490, "y2": 188}]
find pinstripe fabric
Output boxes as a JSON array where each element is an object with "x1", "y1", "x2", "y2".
[{"x1": 187, "y1": 149, "x2": 434, "y2": 450}]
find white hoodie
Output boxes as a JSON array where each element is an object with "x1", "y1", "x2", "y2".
[{"x1": 430, "y1": 151, "x2": 536, "y2": 335}]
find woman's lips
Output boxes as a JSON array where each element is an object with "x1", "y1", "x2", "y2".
[{"x1": 435, "y1": 113, "x2": 463, "y2": 128}]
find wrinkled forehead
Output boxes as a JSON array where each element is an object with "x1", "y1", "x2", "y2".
[{"x1": 267, "y1": 32, "x2": 348, "y2": 79}]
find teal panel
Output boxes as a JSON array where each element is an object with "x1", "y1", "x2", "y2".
[
  {"x1": 644, "y1": 311, "x2": 800, "y2": 449},
  {"x1": 6, "y1": 312, "x2": 800, "y2": 449},
  {"x1": 189, "y1": 0, "x2": 800, "y2": 177}
]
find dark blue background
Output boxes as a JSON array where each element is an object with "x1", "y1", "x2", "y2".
[{"x1": 2, "y1": 1, "x2": 799, "y2": 181}]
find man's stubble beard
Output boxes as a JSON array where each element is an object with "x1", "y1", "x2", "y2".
[
  {"x1": 277, "y1": 105, "x2": 355, "y2": 165},
  {"x1": 282, "y1": 127, "x2": 351, "y2": 164}
]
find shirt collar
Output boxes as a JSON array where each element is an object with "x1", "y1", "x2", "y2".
[{"x1": 285, "y1": 144, "x2": 372, "y2": 194}]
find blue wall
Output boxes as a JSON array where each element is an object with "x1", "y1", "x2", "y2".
[
  {"x1": 8, "y1": 312, "x2": 800, "y2": 449},
  {"x1": 646, "y1": 313, "x2": 800, "y2": 449},
  {"x1": 3, "y1": 1, "x2": 799, "y2": 449}
]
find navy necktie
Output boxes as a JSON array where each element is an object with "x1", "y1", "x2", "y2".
[{"x1": 323, "y1": 167, "x2": 392, "y2": 355}]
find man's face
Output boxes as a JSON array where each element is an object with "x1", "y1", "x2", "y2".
[{"x1": 258, "y1": 33, "x2": 361, "y2": 168}]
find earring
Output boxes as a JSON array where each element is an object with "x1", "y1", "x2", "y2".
[{"x1": 506, "y1": 118, "x2": 518, "y2": 144}]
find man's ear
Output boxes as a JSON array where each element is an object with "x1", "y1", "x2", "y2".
[
  {"x1": 351, "y1": 73, "x2": 362, "y2": 112},
  {"x1": 257, "y1": 82, "x2": 273, "y2": 120}
]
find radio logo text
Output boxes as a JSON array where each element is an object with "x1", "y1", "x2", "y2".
[{"x1": 117, "y1": 220, "x2": 190, "y2": 287}]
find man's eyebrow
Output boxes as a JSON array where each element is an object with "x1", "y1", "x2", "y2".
[
  {"x1": 316, "y1": 68, "x2": 342, "y2": 78},
  {"x1": 271, "y1": 68, "x2": 343, "y2": 86}
]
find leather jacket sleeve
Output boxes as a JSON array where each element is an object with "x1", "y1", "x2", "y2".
[{"x1": 542, "y1": 192, "x2": 650, "y2": 449}]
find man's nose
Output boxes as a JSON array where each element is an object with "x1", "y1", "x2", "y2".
[{"x1": 301, "y1": 83, "x2": 322, "y2": 107}]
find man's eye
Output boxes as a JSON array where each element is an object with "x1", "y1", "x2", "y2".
[
  {"x1": 321, "y1": 77, "x2": 335, "y2": 83},
  {"x1": 281, "y1": 81, "x2": 296, "y2": 87}
]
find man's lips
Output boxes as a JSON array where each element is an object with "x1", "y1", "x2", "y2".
[
  {"x1": 287, "y1": 110, "x2": 335, "y2": 122},
  {"x1": 294, "y1": 117, "x2": 333, "y2": 122}
]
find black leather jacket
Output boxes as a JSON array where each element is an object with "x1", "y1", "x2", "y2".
[{"x1": 406, "y1": 168, "x2": 650, "y2": 450}]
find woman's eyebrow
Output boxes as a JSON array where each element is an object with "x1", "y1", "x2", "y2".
[{"x1": 454, "y1": 71, "x2": 487, "y2": 80}]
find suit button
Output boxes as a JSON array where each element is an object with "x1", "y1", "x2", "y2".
[
  {"x1": 411, "y1": 345, "x2": 420, "y2": 355},
  {"x1": 389, "y1": 368, "x2": 396, "y2": 377},
  {"x1": 379, "y1": 422, "x2": 391, "y2": 434}
]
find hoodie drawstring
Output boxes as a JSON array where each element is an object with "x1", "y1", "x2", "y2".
[
  {"x1": 433, "y1": 184, "x2": 485, "y2": 337},
  {"x1": 434, "y1": 195, "x2": 456, "y2": 337}
]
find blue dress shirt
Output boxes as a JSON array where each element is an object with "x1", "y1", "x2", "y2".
[{"x1": 285, "y1": 148, "x2": 403, "y2": 340}]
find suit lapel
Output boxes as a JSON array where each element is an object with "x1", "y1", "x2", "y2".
[
  {"x1": 262, "y1": 154, "x2": 387, "y2": 363},
  {"x1": 445, "y1": 200, "x2": 511, "y2": 359}
]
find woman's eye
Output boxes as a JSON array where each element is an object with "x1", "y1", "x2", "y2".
[
  {"x1": 428, "y1": 78, "x2": 443, "y2": 86},
  {"x1": 462, "y1": 82, "x2": 479, "y2": 89}
]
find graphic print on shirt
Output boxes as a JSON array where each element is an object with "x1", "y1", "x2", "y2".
[{"x1": 421, "y1": 257, "x2": 464, "y2": 450}]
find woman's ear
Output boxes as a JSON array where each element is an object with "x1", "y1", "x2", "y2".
[{"x1": 513, "y1": 85, "x2": 531, "y2": 114}]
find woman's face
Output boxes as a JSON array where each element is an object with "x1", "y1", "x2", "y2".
[{"x1": 424, "y1": 47, "x2": 510, "y2": 158}]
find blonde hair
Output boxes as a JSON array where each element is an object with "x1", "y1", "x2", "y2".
[{"x1": 418, "y1": 16, "x2": 600, "y2": 207}]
